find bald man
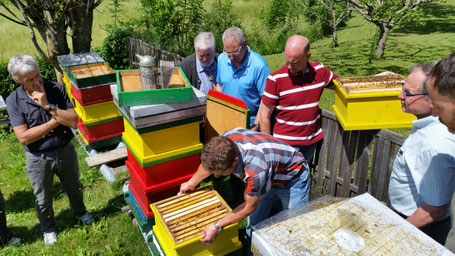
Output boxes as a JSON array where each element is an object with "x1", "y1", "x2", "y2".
[{"x1": 260, "y1": 35, "x2": 338, "y2": 163}]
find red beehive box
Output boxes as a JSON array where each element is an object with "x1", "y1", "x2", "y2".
[
  {"x1": 128, "y1": 170, "x2": 183, "y2": 218},
  {"x1": 78, "y1": 118, "x2": 124, "y2": 141},
  {"x1": 71, "y1": 83, "x2": 113, "y2": 106},
  {"x1": 78, "y1": 120, "x2": 123, "y2": 143},
  {"x1": 126, "y1": 148, "x2": 200, "y2": 189}
]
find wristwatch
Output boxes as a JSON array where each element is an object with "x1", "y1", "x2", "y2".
[
  {"x1": 47, "y1": 104, "x2": 56, "y2": 111},
  {"x1": 214, "y1": 220, "x2": 223, "y2": 233}
]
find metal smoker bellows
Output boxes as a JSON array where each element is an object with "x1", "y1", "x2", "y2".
[{"x1": 136, "y1": 54, "x2": 158, "y2": 90}]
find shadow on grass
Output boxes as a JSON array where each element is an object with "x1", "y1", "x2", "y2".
[
  {"x1": 6, "y1": 187, "x2": 126, "y2": 245},
  {"x1": 395, "y1": 3, "x2": 455, "y2": 34}
]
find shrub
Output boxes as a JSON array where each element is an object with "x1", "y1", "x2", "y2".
[{"x1": 98, "y1": 26, "x2": 133, "y2": 70}]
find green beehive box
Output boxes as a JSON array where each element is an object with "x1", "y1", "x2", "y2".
[
  {"x1": 116, "y1": 67, "x2": 193, "y2": 107},
  {"x1": 66, "y1": 63, "x2": 116, "y2": 89}
]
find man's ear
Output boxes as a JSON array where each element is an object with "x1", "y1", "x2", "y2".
[{"x1": 232, "y1": 156, "x2": 239, "y2": 168}]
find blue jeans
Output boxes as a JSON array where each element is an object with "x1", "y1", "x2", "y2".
[
  {"x1": 0, "y1": 188, "x2": 11, "y2": 245},
  {"x1": 25, "y1": 142, "x2": 86, "y2": 233},
  {"x1": 246, "y1": 169, "x2": 310, "y2": 237},
  {"x1": 293, "y1": 143, "x2": 317, "y2": 164}
]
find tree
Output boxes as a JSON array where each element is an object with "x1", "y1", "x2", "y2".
[
  {"x1": 300, "y1": 0, "x2": 351, "y2": 47},
  {"x1": 347, "y1": 0, "x2": 436, "y2": 59},
  {"x1": 0, "y1": 0, "x2": 102, "y2": 79}
]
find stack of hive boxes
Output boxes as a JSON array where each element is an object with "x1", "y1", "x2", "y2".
[
  {"x1": 113, "y1": 67, "x2": 206, "y2": 232},
  {"x1": 57, "y1": 52, "x2": 124, "y2": 149}
]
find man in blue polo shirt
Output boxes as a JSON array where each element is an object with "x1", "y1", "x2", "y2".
[
  {"x1": 6, "y1": 54, "x2": 94, "y2": 246},
  {"x1": 216, "y1": 27, "x2": 270, "y2": 128}
]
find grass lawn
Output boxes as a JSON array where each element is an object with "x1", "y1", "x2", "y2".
[{"x1": 1, "y1": 0, "x2": 454, "y2": 254}]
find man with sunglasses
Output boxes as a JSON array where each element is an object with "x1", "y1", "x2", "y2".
[
  {"x1": 388, "y1": 61, "x2": 455, "y2": 245},
  {"x1": 216, "y1": 27, "x2": 270, "y2": 128},
  {"x1": 180, "y1": 32, "x2": 218, "y2": 94}
]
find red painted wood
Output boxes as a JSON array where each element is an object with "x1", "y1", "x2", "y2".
[
  {"x1": 71, "y1": 83, "x2": 113, "y2": 106},
  {"x1": 126, "y1": 148, "x2": 200, "y2": 188},
  {"x1": 78, "y1": 119, "x2": 123, "y2": 143},
  {"x1": 207, "y1": 89, "x2": 248, "y2": 110}
]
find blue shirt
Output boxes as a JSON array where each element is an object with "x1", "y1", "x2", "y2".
[
  {"x1": 6, "y1": 81, "x2": 74, "y2": 152},
  {"x1": 196, "y1": 57, "x2": 217, "y2": 94},
  {"x1": 217, "y1": 46, "x2": 270, "y2": 125},
  {"x1": 389, "y1": 116, "x2": 455, "y2": 218}
]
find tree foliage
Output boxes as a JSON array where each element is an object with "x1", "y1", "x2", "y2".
[
  {"x1": 347, "y1": 0, "x2": 437, "y2": 58},
  {"x1": 0, "y1": 0, "x2": 102, "y2": 80}
]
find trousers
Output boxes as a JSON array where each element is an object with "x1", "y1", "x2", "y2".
[{"x1": 25, "y1": 142, "x2": 86, "y2": 233}]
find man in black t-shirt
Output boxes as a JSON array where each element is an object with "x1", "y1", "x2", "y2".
[{"x1": 6, "y1": 54, "x2": 94, "y2": 246}]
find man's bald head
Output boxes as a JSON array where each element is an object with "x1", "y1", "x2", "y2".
[
  {"x1": 284, "y1": 35, "x2": 311, "y2": 74},
  {"x1": 285, "y1": 35, "x2": 310, "y2": 56}
]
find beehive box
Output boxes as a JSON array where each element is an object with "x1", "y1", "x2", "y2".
[
  {"x1": 67, "y1": 63, "x2": 116, "y2": 89},
  {"x1": 77, "y1": 128, "x2": 122, "y2": 149},
  {"x1": 126, "y1": 147, "x2": 200, "y2": 187},
  {"x1": 113, "y1": 85, "x2": 207, "y2": 130},
  {"x1": 129, "y1": 175, "x2": 182, "y2": 218},
  {"x1": 116, "y1": 67, "x2": 193, "y2": 107},
  {"x1": 122, "y1": 117, "x2": 203, "y2": 165},
  {"x1": 126, "y1": 187, "x2": 155, "y2": 233},
  {"x1": 73, "y1": 98, "x2": 121, "y2": 125},
  {"x1": 71, "y1": 83, "x2": 113, "y2": 106},
  {"x1": 332, "y1": 75, "x2": 416, "y2": 130},
  {"x1": 62, "y1": 73, "x2": 74, "y2": 102},
  {"x1": 78, "y1": 117, "x2": 123, "y2": 139},
  {"x1": 151, "y1": 186, "x2": 242, "y2": 255}
]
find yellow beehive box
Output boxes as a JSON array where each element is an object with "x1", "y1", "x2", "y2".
[
  {"x1": 122, "y1": 118, "x2": 203, "y2": 164},
  {"x1": 73, "y1": 98, "x2": 121, "y2": 125},
  {"x1": 332, "y1": 75, "x2": 416, "y2": 130},
  {"x1": 63, "y1": 72, "x2": 74, "y2": 102},
  {"x1": 151, "y1": 186, "x2": 242, "y2": 255}
]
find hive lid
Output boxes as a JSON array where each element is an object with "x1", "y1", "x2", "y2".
[
  {"x1": 57, "y1": 52, "x2": 104, "y2": 69},
  {"x1": 336, "y1": 74, "x2": 405, "y2": 94}
]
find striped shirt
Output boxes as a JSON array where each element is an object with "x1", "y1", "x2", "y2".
[
  {"x1": 222, "y1": 128, "x2": 307, "y2": 197},
  {"x1": 262, "y1": 62, "x2": 338, "y2": 146}
]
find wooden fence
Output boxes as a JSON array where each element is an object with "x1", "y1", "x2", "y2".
[
  {"x1": 127, "y1": 37, "x2": 184, "y2": 69},
  {"x1": 310, "y1": 110, "x2": 405, "y2": 204}
]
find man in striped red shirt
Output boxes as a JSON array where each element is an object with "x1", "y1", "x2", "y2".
[
  {"x1": 260, "y1": 35, "x2": 338, "y2": 162},
  {"x1": 179, "y1": 128, "x2": 310, "y2": 249}
]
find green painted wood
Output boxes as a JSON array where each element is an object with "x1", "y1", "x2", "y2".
[
  {"x1": 66, "y1": 63, "x2": 116, "y2": 89},
  {"x1": 117, "y1": 67, "x2": 193, "y2": 107}
]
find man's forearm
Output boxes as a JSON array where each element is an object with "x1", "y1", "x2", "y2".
[
  {"x1": 406, "y1": 204, "x2": 448, "y2": 228},
  {"x1": 49, "y1": 108, "x2": 78, "y2": 128},
  {"x1": 13, "y1": 119, "x2": 60, "y2": 145}
]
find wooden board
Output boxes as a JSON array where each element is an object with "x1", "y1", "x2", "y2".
[
  {"x1": 120, "y1": 69, "x2": 185, "y2": 92},
  {"x1": 205, "y1": 97, "x2": 249, "y2": 142},
  {"x1": 71, "y1": 64, "x2": 114, "y2": 79},
  {"x1": 85, "y1": 147, "x2": 127, "y2": 167}
]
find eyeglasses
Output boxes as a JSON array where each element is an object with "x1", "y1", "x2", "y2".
[
  {"x1": 401, "y1": 85, "x2": 428, "y2": 98},
  {"x1": 224, "y1": 45, "x2": 242, "y2": 56}
]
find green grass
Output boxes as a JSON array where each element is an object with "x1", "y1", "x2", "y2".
[{"x1": 0, "y1": 128, "x2": 147, "y2": 255}]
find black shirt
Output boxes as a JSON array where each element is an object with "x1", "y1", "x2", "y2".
[{"x1": 6, "y1": 80, "x2": 74, "y2": 152}]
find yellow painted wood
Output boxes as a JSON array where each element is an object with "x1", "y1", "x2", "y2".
[
  {"x1": 73, "y1": 99, "x2": 121, "y2": 125},
  {"x1": 151, "y1": 188, "x2": 243, "y2": 255},
  {"x1": 63, "y1": 73, "x2": 74, "y2": 102},
  {"x1": 122, "y1": 119, "x2": 203, "y2": 164},
  {"x1": 332, "y1": 79, "x2": 416, "y2": 130}
]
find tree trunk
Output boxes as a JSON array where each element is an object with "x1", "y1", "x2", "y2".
[
  {"x1": 376, "y1": 25, "x2": 389, "y2": 59},
  {"x1": 332, "y1": 11, "x2": 338, "y2": 47},
  {"x1": 69, "y1": 2, "x2": 95, "y2": 53}
]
